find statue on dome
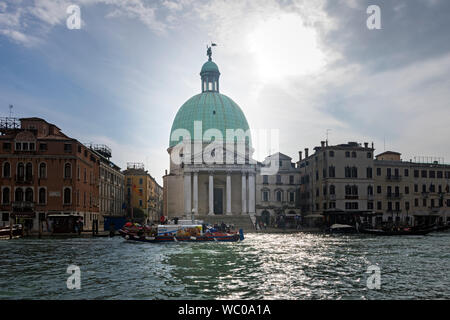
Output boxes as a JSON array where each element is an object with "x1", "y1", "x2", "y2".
[{"x1": 206, "y1": 43, "x2": 217, "y2": 61}]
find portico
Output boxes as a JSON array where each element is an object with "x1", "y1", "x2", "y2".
[{"x1": 183, "y1": 166, "x2": 256, "y2": 217}]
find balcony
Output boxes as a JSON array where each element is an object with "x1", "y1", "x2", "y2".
[
  {"x1": 329, "y1": 194, "x2": 336, "y2": 200},
  {"x1": 345, "y1": 195, "x2": 359, "y2": 200},
  {"x1": 386, "y1": 193, "x2": 402, "y2": 200},
  {"x1": 386, "y1": 175, "x2": 402, "y2": 182},
  {"x1": 15, "y1": 175, "x2": 33, "y2": 184},
  {"x1": 12, "y1": 201, "x2": 35, "y2": 209},
  {"x1": 421, "y1": 192, "x2": 429, "y2": 198}
]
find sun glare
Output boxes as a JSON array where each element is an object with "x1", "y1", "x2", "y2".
[{"x1": 247, "y1": 13, "x2": 326, "y2": 82}]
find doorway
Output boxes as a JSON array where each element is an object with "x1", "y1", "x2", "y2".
[{"x1": 213, "y1": 188, "x2": 223, "y2": 214}]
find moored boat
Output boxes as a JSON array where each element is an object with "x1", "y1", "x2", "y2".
[
  {"x1": 0, "y1": 224, "x2": 23, "y2": 239},
  {"x1": 326, "y1": 224, "x2": 357, "y2": 234},
  {"x1": 119, "y1": 222, "x2": 244, "y2": 243},
  {"x1": 357, "y1": 226, "x2": 434, "y2": 236}
]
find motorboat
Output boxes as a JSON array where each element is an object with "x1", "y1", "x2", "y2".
[{"x1": 119, "y1": 222, "x2": 244, "y2": 243}]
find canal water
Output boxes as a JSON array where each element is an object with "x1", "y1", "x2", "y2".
[{"x1": 0, "y1": 232, "x2": 449, "y2": 299}]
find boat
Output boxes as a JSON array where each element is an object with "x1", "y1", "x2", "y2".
[
  {"x1": 0, "y1": 224, "x2": 23, "y2": 239},
  {"x1": 119, "y1": 222, "x2": 244, "y2": 243},
  {"x1": 357, "y1": 226, "x2": 434, "y2": 236},
  {"x1": 432, "y1": 224, "x2": 450, "y2": 232},
  {"x1": 326, "y1": 224, "x2": 357, "y2": 234}
]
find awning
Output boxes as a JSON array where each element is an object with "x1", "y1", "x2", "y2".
[{"x1": 304, "y1": 214, "x2": 324, "y2": 219}]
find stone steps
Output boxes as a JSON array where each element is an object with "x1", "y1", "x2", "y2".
[{"x1": 194, "y1": 214, "x2": 256, "y2": 232}]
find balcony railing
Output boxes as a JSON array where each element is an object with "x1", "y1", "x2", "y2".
[
  {"x1": 345, "y1": 195, "x2": 359, "y2": 200},
  {"x1": 12, "y1": 201, "x2": 34, "y2": 208},
  {"x1": 15, "y1": 175, "x2": 33, "y2": 184},
  {"x1": 386, "y1": 193, "x2": 402, "y2": 199},
  {"x1": 386, "y1": 175, "x2": 402, "y2": 181}
]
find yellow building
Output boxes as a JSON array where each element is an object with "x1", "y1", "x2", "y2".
[{"x1": 123, "y1": 163, "x2": 162, "y2": 223}]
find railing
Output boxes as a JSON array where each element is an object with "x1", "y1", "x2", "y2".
[
  {"x1": 386, "y1": 175, "x2": 402, "y2": 181},
  {"x1": 15, "y1": 175, "x2": 33, "y2": 183},
  {"x1": 12, "y1": 201, "x2": 34, "y2": 208},
  {"x1": 345, "y1": 195, "x2": 359, "y2": 200},
  {"x1": 386, "y1": 193, "x2": 402, "y2": 199}
]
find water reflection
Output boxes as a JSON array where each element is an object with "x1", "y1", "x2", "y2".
[{"x1": 0, "y1": 232, "x2": 449, "y2": 299}]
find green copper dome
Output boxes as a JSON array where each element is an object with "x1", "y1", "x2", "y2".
[
  {"x1": 169, "y1": 91, "x2": 251, "y2": 148},
  {"x1": 200, "y1": 61, "x2": 219, "y2": 74}
]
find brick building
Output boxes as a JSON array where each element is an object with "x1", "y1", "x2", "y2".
[{"x1": 0, "y1": 117, "x2": 100, "y2": 234}]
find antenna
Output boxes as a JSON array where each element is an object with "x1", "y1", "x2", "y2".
[
  {"x1": 9, "y1": 105, "x2": 13, "y2": 118},
  {"x1": 326, "y1": 129, "x2": 331, "y2": 144}
]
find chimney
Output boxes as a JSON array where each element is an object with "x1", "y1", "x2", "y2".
[
  {"x1": 299, "y1": 151, "x2": 302, "y2": 161},
  {"x1": 165, "y1": 169, "x2": 168, "y2": 175},
  {"x1": 321, "y1": 141, "x2": 325, "y2": 148},
  {"x1": 305, "y1": 148, "x2": 309, "y2": 158},
  {"x1": 371, "y1": 142, "x2": 374, "y2": 149},
  {"x1": 364, "y1": 142, "x2": 368, "y2": 148}
]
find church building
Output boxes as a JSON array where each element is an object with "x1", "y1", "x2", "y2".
[{"x1": 163, "y1": 46, "x2": 257, "y2": 221}]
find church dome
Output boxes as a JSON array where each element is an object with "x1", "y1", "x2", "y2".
[
  {"x1": 169, "y1": 49, "x2": 251, "y2": 148},
  {"x1": 169, "y1": 92, "x2": 250, "y2": 148}
]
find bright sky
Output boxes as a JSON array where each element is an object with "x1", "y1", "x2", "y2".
[{"x1": 1, "y1": 0, "x2": 450, "y2": 184}]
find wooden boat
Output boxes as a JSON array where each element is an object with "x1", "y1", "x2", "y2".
[{"x1": 119, "y1": 222, "x2": 244, "y2": 243}]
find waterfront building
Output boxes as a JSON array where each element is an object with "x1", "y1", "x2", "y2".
[
  {"x1": 123, "y1": 163, "x2": 162, "y2": 223},
  {"x1": 163, "y1": 47, "x2": 256, "y2": 230},
  {"x1": 88, "y1": 144, "x2": 125, "y2": 231},
  {"x1": 255, "y1": 153, "x2": 301, "y2": 227},
  {"x1": 0, "y1": 117, "x2": 100, "y2": 234},
  {"x1": 298, "y1": 140, "x2": 450, "y2": 227},
  {"x1": 374, "y1": 151, "x2": 450, "y2": 226}
]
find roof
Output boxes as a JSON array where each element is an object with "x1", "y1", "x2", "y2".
[
  {"x1": 169, "y1": 91, "x2": 251, "y2": 148},
  {"x1": 376, "y1": 151, "x2": 401, "y2": 157},
  {"x1": 200, "y1": 60, "x2": 220, "y2": 74}
]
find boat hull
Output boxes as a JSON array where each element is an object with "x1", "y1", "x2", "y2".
[
  {"x1": 119, "y1": 229, "x2": 244, "y2": 243},
  {"x1": 358, "y1": 228, "x2": 434, "y2": 236}
]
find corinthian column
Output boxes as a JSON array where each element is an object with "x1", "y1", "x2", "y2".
[
  {"x1": 184, "y1": 172, "x2": 191, "y2": 216},
  {"x1": 208, "y1": 173, "x2": 214, "y2": 215},
  {"x1": 193, "y1": 171, "x2": 198, "y2": 214},
  {"x1": 226, "y1": 172, "x2": 232, "y2": 215},
  {"x1": 248, "y1": 173, "x2": 255, "y2": 214},
  {"x1": 241, "y1": 172, "x2": 247, "y2": 214}
]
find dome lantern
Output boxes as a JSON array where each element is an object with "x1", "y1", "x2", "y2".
[{"x1": 200, "y1": 44, "x2": 220, "y2": 93}]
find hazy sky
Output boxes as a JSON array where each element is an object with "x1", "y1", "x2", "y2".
[{"x1": 1, "y1": 0, "x2": 450, "y2": 184}]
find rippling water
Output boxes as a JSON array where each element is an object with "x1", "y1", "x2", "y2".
[{"x1": 1, "y1": 232, "x2": 449, "y2": 299}]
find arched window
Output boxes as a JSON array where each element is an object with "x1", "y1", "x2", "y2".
[
  {"x1": 64, "y1": 163, "x2": 71, "y2": 178},
  {"x1": 17, "y1": 162, "x2": 24, "y2": 179},
  {"x1": 2, "y1": 187, "x2": 10, "y2": 204},
  {"x1": 64, "y1": 188, "x2": 71, "y2": 204},
  {"x1": 330, "y1": 185, "x2": 336, "y2": 195},
  {"x1": 39, "y1": 188, "x2": 46, "y2": 204},
  {"x1": 25, "y1": 188, "x2": 33, "y2": 202},
  {"x1": 3, "y1": 162, "x2": 10, "y2": 177},
  {"x1": 39, "y1": 162, "x2": 47, "y2": 178},
  {"x1": 15, "y1": 188, "x2": 24, "y2": 202},
  {"x1": 276, "y1": 190, "x2": 283, "y2": 202},
  {"x1": 25, "y1": 162, "x2": 32, "y2": 180}
]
